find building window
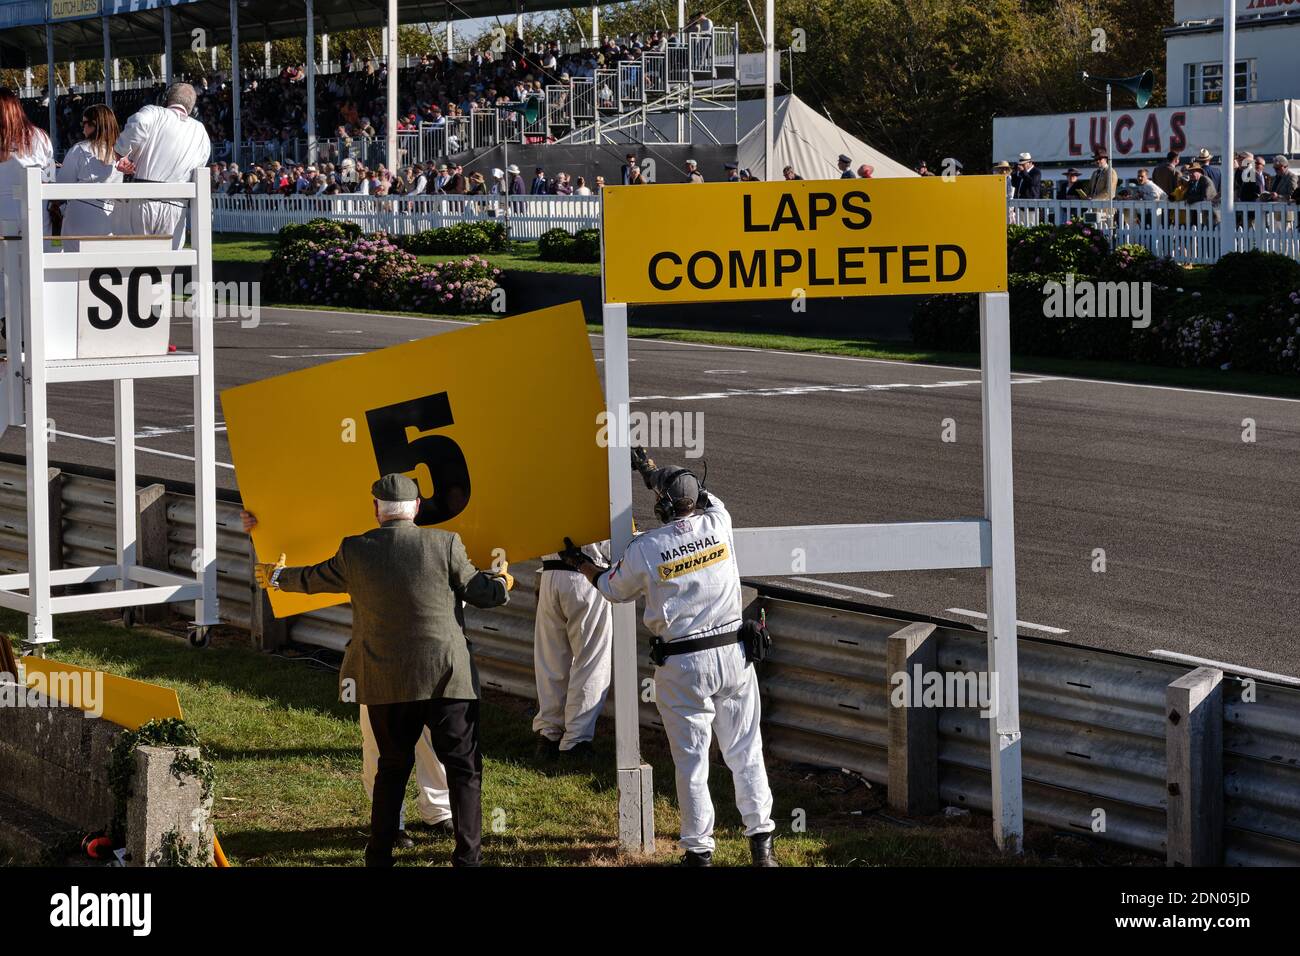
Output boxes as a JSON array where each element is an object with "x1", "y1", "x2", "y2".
[{"x1": 1185, "y1": 60, "x2": 1255, "y2": 105}]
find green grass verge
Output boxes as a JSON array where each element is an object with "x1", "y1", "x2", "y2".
[
  {"x1": 420, "y1": 244, "x2": 600, "y2": 277},
  {"x1": 2, "y1": 615, "x2": 1151, "y2": 867},
  {"x1": 212, "y1": 233, "x2": 280, "y2": 264}
]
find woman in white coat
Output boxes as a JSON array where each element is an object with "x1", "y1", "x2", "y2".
[
  {"x1": 55, "y1": 104, "x2": 122, "y2": 249},
  {"x1": 0, "y1": 87, "x2": 57, "y2": 342},
  {"x1": 0, "y1": 88, "x2": 55, "y2": 235}
]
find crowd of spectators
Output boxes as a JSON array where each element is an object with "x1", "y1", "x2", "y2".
[{"x1": 987, "y1": 147, "x2": 1300, "y2": 206}]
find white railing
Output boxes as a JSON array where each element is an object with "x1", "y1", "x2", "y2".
[
  {"x1": 212, "y1": 193, "x2": 602, "y2": 240},
  {"x1": 1010, "y1": 198, "x2": 1300, "y2": 264}
]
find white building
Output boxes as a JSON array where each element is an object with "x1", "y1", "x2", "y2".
[{"x1": 993, "y1": 0, "x2": 1300, "y2": 176}]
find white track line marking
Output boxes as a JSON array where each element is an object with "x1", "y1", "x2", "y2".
[
  {"x1": 633, "y1": 379, "x2": 1048, "y2": 403},
  {"x1": 1149, "y1": 650, "x2": 1300, "y2": 686},
  {"x1": 944, "y1": 607, "x2": 1070, "y2": 635},
  {"x1": 791, "y1": 576, "x2": 893, "y2": 599},
  {"x1": 269, "y1": 352, "x2": 363, "y2": 359}
]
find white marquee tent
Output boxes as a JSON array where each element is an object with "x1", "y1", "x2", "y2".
[{"x1": 733, "y1": 94, "x2": 917, "y2": 180}]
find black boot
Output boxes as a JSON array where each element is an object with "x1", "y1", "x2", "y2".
[
  {"x1": 679, "y1": 849, "x2": 713, "y2": 867},
  {"x1": 534, "y1": 735, "x2": 560, "y2": 762},
  {"x1": 750, "y1": 832, "x2": 778, "y2": 867}
]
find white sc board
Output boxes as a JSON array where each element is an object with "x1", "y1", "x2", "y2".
[{"x1": 69, "y1": 238, "x2": 174, "y2": 359}]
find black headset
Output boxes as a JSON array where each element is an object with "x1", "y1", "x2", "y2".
[{"x1": 652, "y1": 461, "x2": 709, "y2": 523}]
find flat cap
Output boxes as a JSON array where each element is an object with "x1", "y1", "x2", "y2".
[{"x1": 372, "y1": 473, "x2": 420, "y2": 501}]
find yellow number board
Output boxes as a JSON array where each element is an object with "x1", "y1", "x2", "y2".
[
  {"x1": 602, "y1": 176, "x2": 1007, "y2": 304},
  {"x1": 221, "y1": 302, "x2": 610, "y2": 618}
]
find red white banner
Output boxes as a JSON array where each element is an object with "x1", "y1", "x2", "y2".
[{"x1": 993, "y1": 100, "x2": 1299, "y2": 166}]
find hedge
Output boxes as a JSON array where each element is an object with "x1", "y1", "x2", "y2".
[
  {"x1": 537, "y1": 227, "x2": 601, "y2": 262},
  {"x1": 913, "y1": 223, "x2": 1300, "y2": 375}
]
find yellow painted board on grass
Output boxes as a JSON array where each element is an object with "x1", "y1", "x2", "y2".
[
  {"x1": 221, "y1": 301, "x2": 610, "y2": 618},
  {"x1": 22, "y1": 657, "x2": 182, "y2": 730},
  {"x1": 602, "y1": 176, "x2": 1007, "y2": 304}
]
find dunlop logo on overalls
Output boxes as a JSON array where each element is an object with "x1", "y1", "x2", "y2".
[{"x1": 657, "y1": 539, "x2": 730, "y2": 581}]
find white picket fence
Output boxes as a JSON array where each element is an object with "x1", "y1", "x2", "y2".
[
  {"x1": 211, "y1": 193, "x2": 602, "y2": 240},
  {"x1": 212, "y1": 193, "x2": 1300, "y2": 262},
  {"x1": 1009, "y1": 198, "x2": 1300, "y2": 264}
]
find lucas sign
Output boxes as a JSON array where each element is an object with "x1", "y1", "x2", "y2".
[
  {"x1": 221, "y1": 302, "x2": 610, "y2": 618},
  {"x1": 601, "y1": 177, "x2": 1007, "y2": 304}
]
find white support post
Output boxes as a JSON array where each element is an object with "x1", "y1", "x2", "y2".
[
  {"x1": 102, "y1": 15, "x2": 112, "y2": 109},
  {"x1": 764, "y1": 0, "x2": 774, "y2": 180},
  {"x1": 306, "y1": 0, "x2": 317, "y2": 163},
  {"x1": 386, "y1": 0, "x2": 398, "y2": 172},
  {"x1": 2, "y1": 240, "x2": 24, "y2": 428},
  {"x1": 230, "y1": 0, "x2": 241, "y2": 167},
  {"x1": 515, "y1": 0, "x2": 524, "y2": 44},
  {"x1": 46, "y1": 26, "x2": 57, "y2": 154},
  {"x1": 211, "y1": 45, "x2": 217, "y2": 71},
  {"x1": 190, "y1": 169, "x2": 219, "y2": 628},
  {"x1": 114, "y1": 379, "x2": 136, "y2": 595},
  {"x1": 444, "y1": 19, "x2": 452, "y2": 58},
  {"x1": 113, "y1": 58, "x2": 120, "y2": 84},
  {"x1": 321, "y1": 33, "x2": 329, "y2": 69},
  {"x1": 163, "y1": 5, "x2": 173, "y2": 86},
  {"x1": 69, "y1": 61, "x2": 76, "y2": 86},
  {"x1": 264, "y1": 40, "x2": 272, "y2": 73},
  {"x1": 979, "y1": 290, "x2": 1023, "y2": 853},
  {"x1": 677, "y1": 0, "x2": 685, "y2": 29},
  {"x1": 592, "y1": 4, "x2": 599, "y2": 47},
  {"x1": 1221, "y1": 0, "x2": 1236, "y2": 258},
  {"x1": 20, "y1": 168, "x2": 53, "y2": 649},
  {"x1": 602, "y1": 301, "x2": 653, "y2": 854}
]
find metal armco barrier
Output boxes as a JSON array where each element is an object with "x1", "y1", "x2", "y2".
[
  {"x1": 3, "y1": 458, "x2": 1297, "y2": 865},
  {"x1": 211, "y1": 194, "x2": 602, "y2": 240}
]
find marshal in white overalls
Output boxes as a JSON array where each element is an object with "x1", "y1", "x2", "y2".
[{"x1": 594, "y1": 495, "x2": 775, "y2": 853}]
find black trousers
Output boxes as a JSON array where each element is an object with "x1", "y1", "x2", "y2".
[{"x1": 365, "y1": 698, "x2": 482, "y2": 867}]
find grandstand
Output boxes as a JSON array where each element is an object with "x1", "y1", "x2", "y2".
[{"x1": 2, "y1": 0, "x2": 743, "y2": 178}]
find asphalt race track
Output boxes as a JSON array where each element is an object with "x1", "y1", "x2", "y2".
[{"x1": 4, "y1": 304, "x2": 1298, "y2": 676}]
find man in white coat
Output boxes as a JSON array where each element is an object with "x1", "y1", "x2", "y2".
[
  {"x1": 532, "y1": 542, "x2": 612, "y2": 759},
  {"x1": 113, "y1": 83, "x2": 212, "y2": 248},
  {"x1": 562, "y1": 453, "x2": 777, "y2": 867}
]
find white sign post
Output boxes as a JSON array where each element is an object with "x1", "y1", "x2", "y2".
[
  {"x1": 598, "y1": 180, "x2": 1023, "y2": 854},
  {"x1": 0, "y1": 166, "x2": 220, "y2": 650}
]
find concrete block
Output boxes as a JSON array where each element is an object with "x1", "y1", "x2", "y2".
[
  {"x1": 125, "y1": 745, "x2": 213, "y2": 867},
  {"x1": 1166, "y1": 666, "x2": 1224, "y2": 867}
]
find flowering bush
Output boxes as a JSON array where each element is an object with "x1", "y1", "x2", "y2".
[
  {"x1": 1007, "y1": 221, "x2": 1111, "y2": 276},
  {"x1": 400, "y1": 255, "x2": 504, "y2": 313},
  {"x1": 1166, "y1": 309, "x2": 1237, "y2": 368},
  {"x1": 1267, "y1": 292, "x2": 1300, "y2": 373},
  {"x1": 277, "y1": 218, "x2": 362, "y2": 245},
  {"x1": 264, "y1": 234, "x2": 502, "y2": 314}
]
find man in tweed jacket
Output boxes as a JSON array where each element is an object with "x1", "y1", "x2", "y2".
[{"x1": 255, "y1": 473, "x2": 513, "y2": 867}]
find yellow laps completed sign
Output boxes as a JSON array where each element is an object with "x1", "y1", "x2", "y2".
[
  {"x1": 221, "y1": 302, "x2": 610, "y2": 618},
  {"x1": 602, "y1": 176, "x2": 1007, "y2": 304}
]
